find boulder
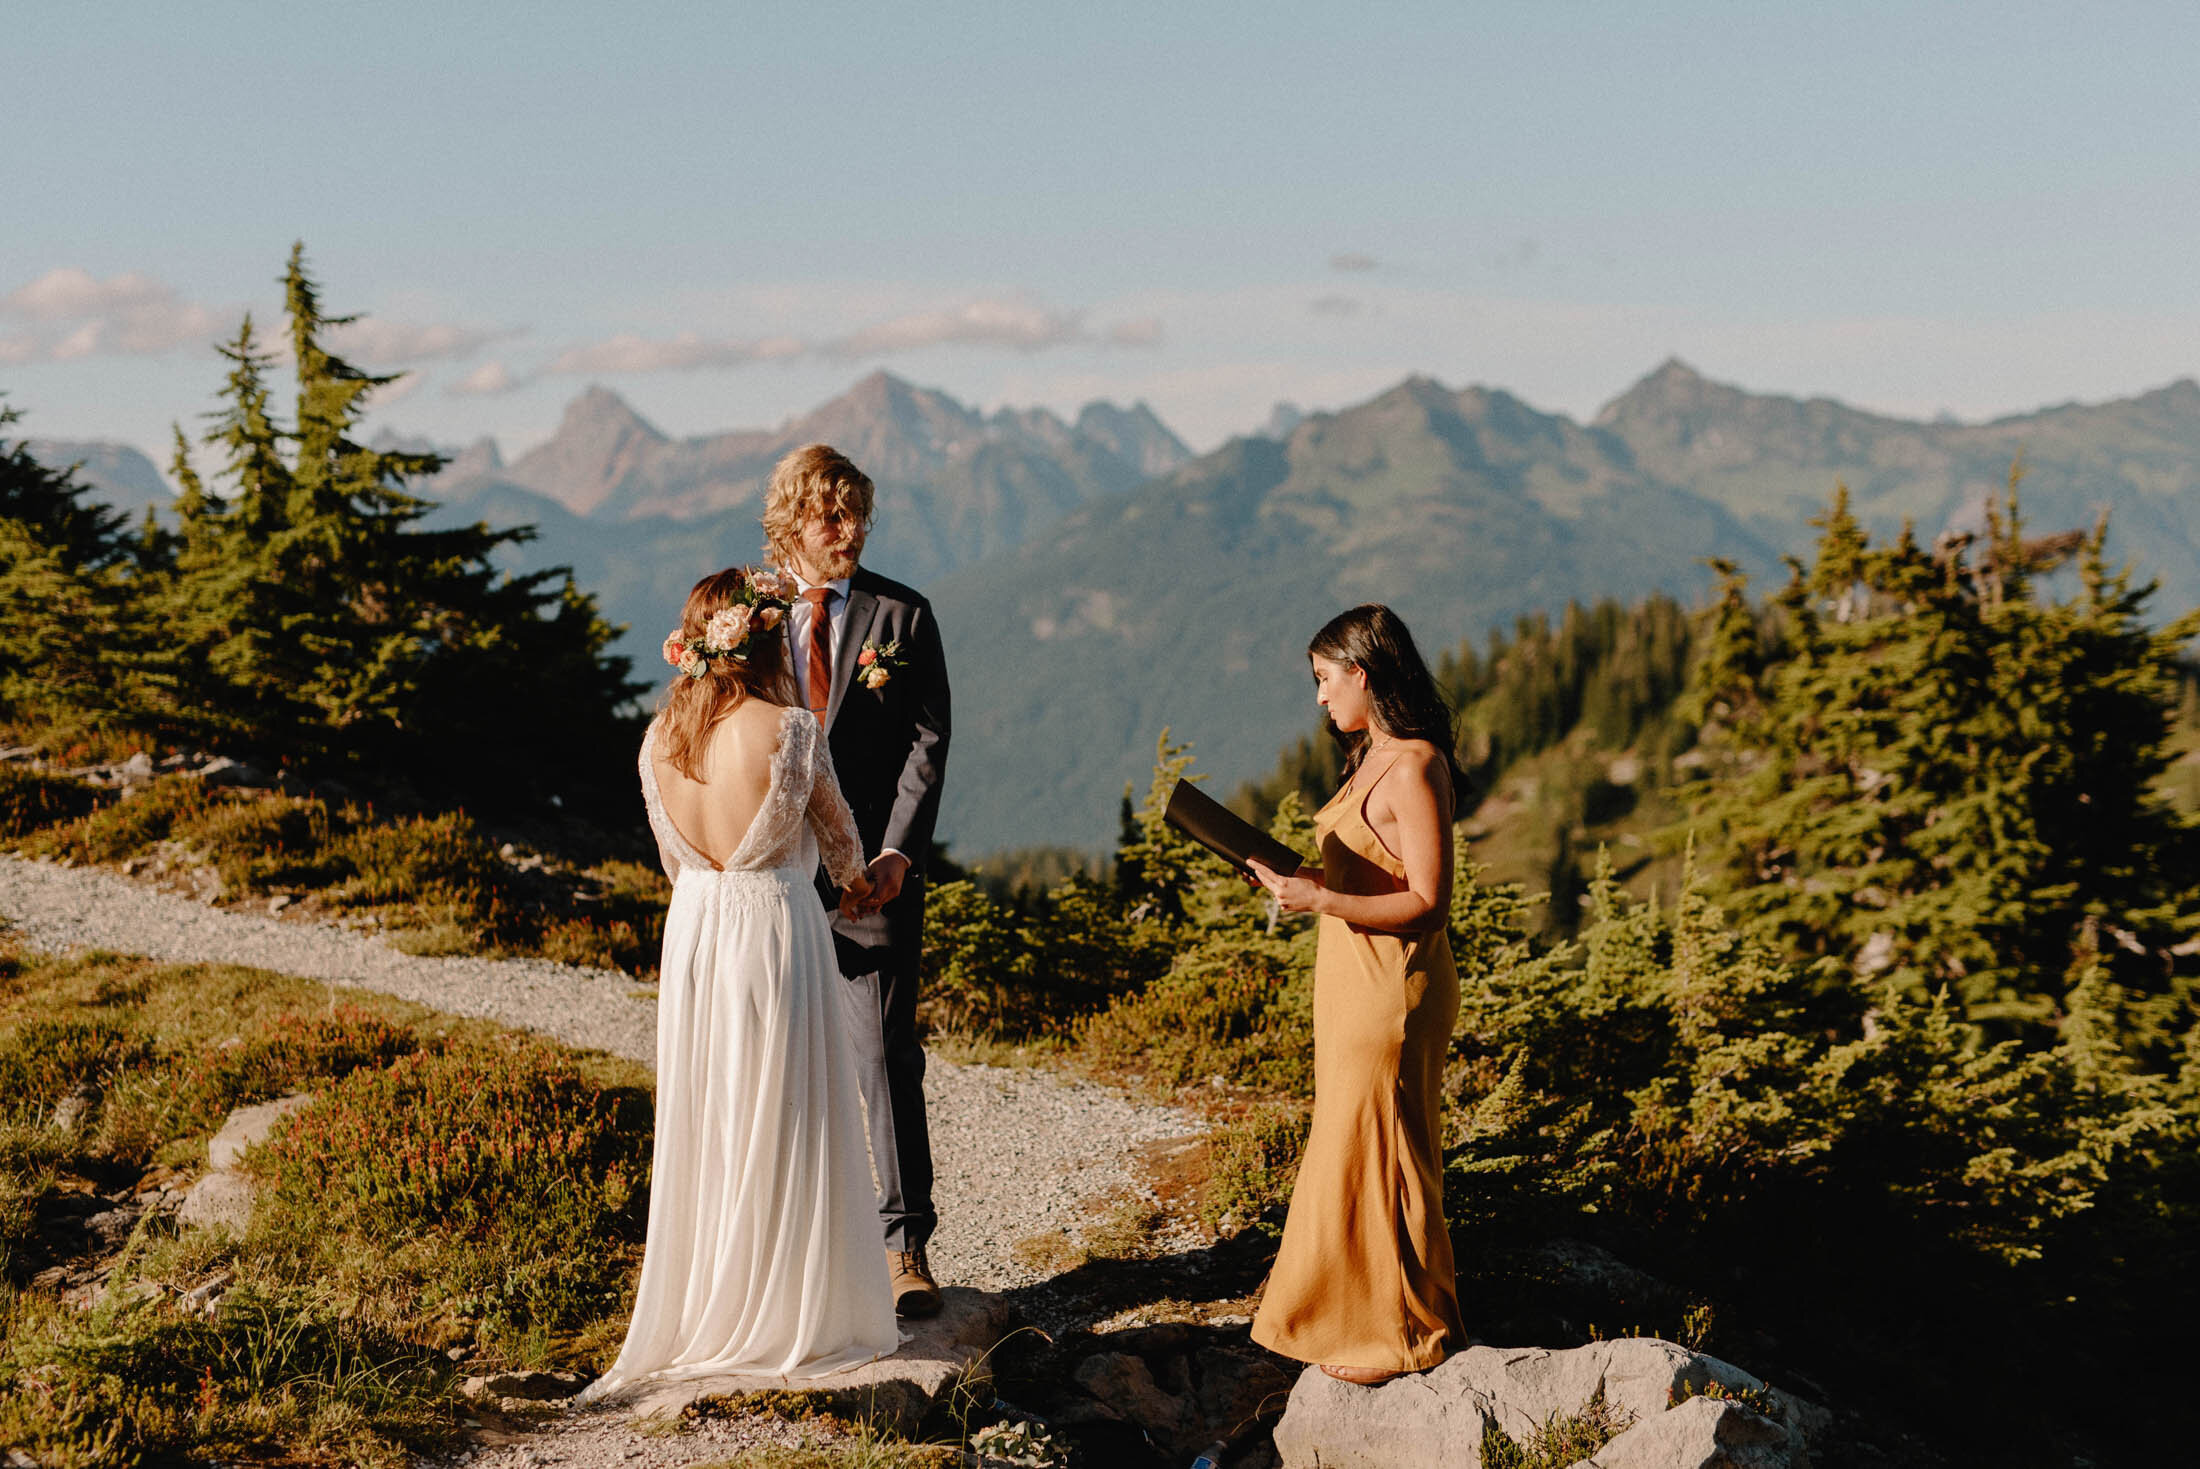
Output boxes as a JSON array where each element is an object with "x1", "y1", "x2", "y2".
[
  {"x1": 1272, "y1": 1339, "x2": 1824, "y2": 1469},
  {"x1": 1587, "y1": 1394, "x2": 1792, "y2": 1468},
  {"x1": 613, "y1": 1286, "x2": 1016, "y2": 1436},
  {"x1": 207, "y1": 1093, "x2": 314, "y2": 1171},
  {"x1": 196, "y1": 757, "x2": 272, "y2": 789},
  {"x1": 178, "y1": 1093, "x2": 314, "y2": 1232},
  {"x1": 177, "y1": 1170, "x2": 256, "y2": 1233}
]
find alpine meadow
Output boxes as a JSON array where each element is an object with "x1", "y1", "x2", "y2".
[{"x1": 3, "y1": 240, "x2": 2198, "y2": 1468}]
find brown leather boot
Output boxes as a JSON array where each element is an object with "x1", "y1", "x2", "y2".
[{"x1": 888, "y1": 1247, "x2": 942, "y2": 1319}]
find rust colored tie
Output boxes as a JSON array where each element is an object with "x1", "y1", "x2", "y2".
[{"x1": 803, "y1": 585, "x2": 833, "y2": 719}]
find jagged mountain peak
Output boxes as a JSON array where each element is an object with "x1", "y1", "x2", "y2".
[
  {"x1": 1592, "y1": 357, "x2": 1734, "y2": 425},
  {"x1": 1073, "y1": 399, "x2": 1191, "y2": 476},
  {"x1": 560, "y1": 384, "x2": 665, "y2": 442}
]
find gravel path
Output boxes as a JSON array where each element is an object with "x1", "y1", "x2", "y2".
[{"x1": 0, "y1": 853, "x2": 1202, "y2": 1465}]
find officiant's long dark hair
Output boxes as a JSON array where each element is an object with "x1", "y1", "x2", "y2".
[{"x1": 1310, "y1": 604, "x2": 1467, "y2": 794}]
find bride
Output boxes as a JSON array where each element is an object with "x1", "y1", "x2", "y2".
[{"x1": 580, "y1": 566, "x2": 899, "y2": 1403}]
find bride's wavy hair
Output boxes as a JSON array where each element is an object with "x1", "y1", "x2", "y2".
[
  {"x1": 1309, "y1": 603, "x2": 1468, "y2": 794},
  {"x1": 659, "y1": 567, "x2": 797, "y2": 781}
]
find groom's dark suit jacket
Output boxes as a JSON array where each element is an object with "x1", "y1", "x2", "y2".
[{"x1": 810, "y1": 566, "x2": 950, "y2": 967}]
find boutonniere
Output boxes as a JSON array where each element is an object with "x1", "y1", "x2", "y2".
[{"x1": 856, "y1": 638, "x2": 905, "y2": 690}]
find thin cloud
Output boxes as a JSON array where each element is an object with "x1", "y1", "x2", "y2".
[
  {"x1": 1329, "y1": 252, "x2": 1379, "y2": 273},
  {"x1": 328, "y1": 318, "x2": 520, "y2": 365},
  {"x1": 545, "y1": 332, "x2": 805, "y2": 376},
  {"x1": 1103, "y1": 317, "x2": 1165, "y2": 348},
  {"x1": 541, "y1": 295, "x2": 1147, "y2": 378},
  {"x1": 823, "y1": 298, "x2": 1085, "y2": 358},
  {"x1": 448, "y1": 361, "x2": 529, "y2": 397},
  {"x1": 0, "y1": 266, "x2": 223, "y2": 359},
  {"x1": 1310, "y1": 295, "x2": 1364, "y2": 317}
]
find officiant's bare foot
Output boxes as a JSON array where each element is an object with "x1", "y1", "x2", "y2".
[
  {"x1": 889, "y1": 1247, "x2": 942, "y2": 1318},
  {"x1": 1321, "y1": 1363, "x2": 1406, "y2": 1386}
]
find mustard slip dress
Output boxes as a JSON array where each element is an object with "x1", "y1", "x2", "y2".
[{"x1": 1250, "y1": 760, "x2": 1465, "y2": 1373}]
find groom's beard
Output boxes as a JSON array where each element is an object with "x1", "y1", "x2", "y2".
[{"x1": 813, "y1": 549, "x2": 860, "y2": 581}]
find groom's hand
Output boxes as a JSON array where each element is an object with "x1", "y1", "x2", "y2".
[{"x1": 860, "y1": 851, "x2": 911, "y2": 915}]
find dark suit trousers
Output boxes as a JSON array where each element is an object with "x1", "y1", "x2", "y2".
[{"x1": 833, "y1": 921, "x2": 936, "y2": 1252}]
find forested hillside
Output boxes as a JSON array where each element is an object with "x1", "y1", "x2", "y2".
[{"x1": 934, "y1": 361, "x2": 2200, "y2": 854}]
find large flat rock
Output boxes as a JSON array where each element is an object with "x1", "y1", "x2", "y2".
[
  {"x1": 615, "y1": 1287, "x2": 1018, "y2": 1437},
  {"x1": 1273, "y1": 1338, "x2": 1826, "y2": 1469}
]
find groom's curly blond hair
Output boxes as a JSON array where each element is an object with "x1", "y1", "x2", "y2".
[{"x1": 761, "y1": 444, "x2": 876, "y2": 567}]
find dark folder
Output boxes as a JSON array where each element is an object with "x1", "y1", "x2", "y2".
[{"x1": 1162, "y1": 779, "x2": 1306, "y2": 879}]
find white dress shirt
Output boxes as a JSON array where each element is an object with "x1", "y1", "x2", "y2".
[{"x1": 788, "y1": 571, "x2": 903, "y2": 866}]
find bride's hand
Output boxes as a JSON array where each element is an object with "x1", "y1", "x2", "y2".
[
  {"x1": 1246, "y1": 857, "x2": 1325, "y2": 915},
  {"x1": 838, "y1": 873, "x2": 874, "y2": 920}
]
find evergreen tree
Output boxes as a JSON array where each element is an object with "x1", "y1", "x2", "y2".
[
  {"x1": 160, "y1": 244, "x2": 642, "y2": 809},
  {"x1": 0, "y1": 401, "x2": 144, "y2": 743},
  {"x1": 1693, "y1": 486, "x2": 2200, "y2": 1054}
]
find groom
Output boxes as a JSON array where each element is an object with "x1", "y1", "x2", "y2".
[{"x1": 764, "y1": 443, "x2": 951, "y2": 1319}]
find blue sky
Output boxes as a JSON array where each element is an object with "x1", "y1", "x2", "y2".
[{"x1": 6, "y1": 1, "x2": 2198, "y2": 462}]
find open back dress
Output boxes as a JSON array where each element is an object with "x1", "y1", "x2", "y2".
[{"x1": 579, "y1": 705, "x2": 897, "y2": 1402}]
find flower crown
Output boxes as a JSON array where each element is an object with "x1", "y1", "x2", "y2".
[{"x1": 662, "y1": 568, "x2": 795, "y2": 680}]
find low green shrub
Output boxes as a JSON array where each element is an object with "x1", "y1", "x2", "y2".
[
  {"x1": 325, "y1": 812, "x2": 500, "y2": 908},
  {"x1": 0, "y1": 765, "x2": 105, "y2": 838},
  {"x1": 23, "y1": 773, "x2": 219, "y2": 863},
  {"x1": 0, "y1": 1282, "x2": 451, "y2": 1467},
  {"x1": 182, "y1": 793, "x2": 346, "y2": 896},
  {"x1": 251, "y1": 1038, "x2": 652, "y2": 1337},
  {"x1": 166, "y1": 1005, "x2": 418, "y2": 1134},
  {"x1": 0, "y1": 946, "x2": 651, "y2": 1463},
  {"x1": 0, "y1": 1012, "x2": 153, "y2": 1119},
  {"x1": 921, "y1": 876, "x2": 1173, "y2": 1039},
  {"x1": 1200, "y1": 1100, "x2": 1310, "y2": 1231},
  {"x1": 1075, "y1": 934, "x2": 1313, "y2": 1094}
]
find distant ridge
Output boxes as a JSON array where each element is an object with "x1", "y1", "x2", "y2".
[
  {"x1": 436, "y1": 370, "x2": 1192, "y2": 543},
  {"x1": 401, "y1": 373, "x2": 1196, "y2": 706},
  {"x1": 928, "y1": 361, "x2": 2200, "y2": 851},
  {"x1": 35, "y1": 361, "x2": 2200, "y2": 855}
]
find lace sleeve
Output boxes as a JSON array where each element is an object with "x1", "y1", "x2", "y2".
[
  {"x1": 801, "y1": 717, "x2": 868, "y2": 889},
  {"x1": 638, "y1": 722, "x2": 682, "y2": 880}
]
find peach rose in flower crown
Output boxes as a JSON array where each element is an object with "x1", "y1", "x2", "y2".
[
  {"x1": 703, "y1": 604, "x2": 753, "y2": 654},
  {"x1": 755, "y1": 604, "x2": 784, "y2": 630},
  {"x1": 661, "y1": 633, "x2": 687, "y2": 670}
]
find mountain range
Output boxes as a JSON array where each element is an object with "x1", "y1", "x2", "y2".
[
  {"x1": 20, "y1": 439, "x2": 172, "y2": 520},
  {"x1": 23, "y1": 361, "x2": 2200, "y2": 854},
  {"x1": 384, "y1": 372, "x2": 1192, "y2": 682},
  {"x1": 930, "y1": 360, "x2": 2200, "y2": 850}
]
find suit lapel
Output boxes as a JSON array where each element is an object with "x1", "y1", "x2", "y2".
[{"x1": 826, "y1": 583, "x2": 881, "y2": 732}]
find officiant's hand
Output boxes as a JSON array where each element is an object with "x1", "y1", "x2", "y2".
[
  {"x1": 858, "y1": 851, "x2": 910, "y2": 915},
  {"x1": 1247, "y1": 857, "x2": 1325, "y2": 915},
  {"x1": 838, "y1": 872, "x2": 874, "y2": 921}
]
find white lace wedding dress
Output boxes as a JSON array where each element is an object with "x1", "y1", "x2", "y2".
[{"x1": 579, "y1": 706, "x2": 898, "y2": 1403}]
